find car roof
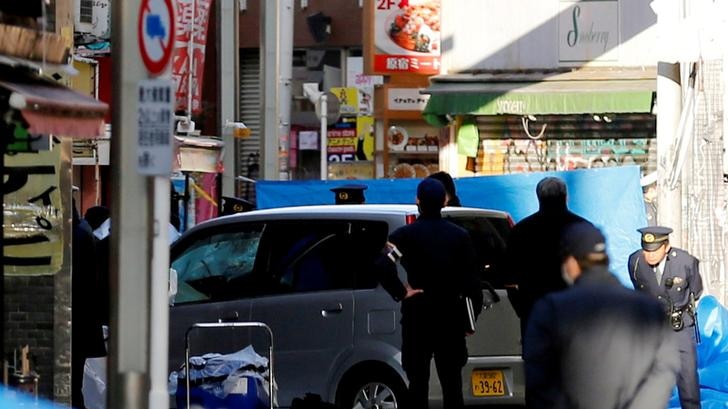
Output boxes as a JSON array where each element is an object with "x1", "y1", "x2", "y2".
[{"x1": 187, "y1": 204, "x2": 510, "y2": 231}]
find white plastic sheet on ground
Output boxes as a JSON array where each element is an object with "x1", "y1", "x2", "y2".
[{"x1": 82, "y1": 357, "x2": 107, "y2": 409}]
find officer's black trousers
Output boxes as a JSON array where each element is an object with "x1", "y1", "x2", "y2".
[
  {"x1": 674, "y1": 328, "x2": 701, "y2": 409},
  {"x1": 401, "y1": 322, "x2": 467, "y2": 409}
]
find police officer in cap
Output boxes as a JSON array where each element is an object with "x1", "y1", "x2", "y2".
[
  {"x1": 330, "y1": 184, "x2": 367, "y2": 205},
  {"x1": 628, "y1": 226, "x2": 703, "y2": 409}
]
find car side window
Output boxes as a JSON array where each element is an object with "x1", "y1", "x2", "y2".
[
  {"x1": 446, "y1": 215, "x2": 509, "y2": 289},
  {"x1": 264, "y1": 220, "x2": 388, "y2": 294},
  {"x1": 171, "y1": 223, "x2": 264, "y2": 303}
]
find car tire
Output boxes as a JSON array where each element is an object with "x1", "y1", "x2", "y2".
[{"x1": 336, "y1": 370, "x2": 407, "y2": 409}]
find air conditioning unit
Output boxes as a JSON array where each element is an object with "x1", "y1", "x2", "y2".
[{"x1": 74, "y1": 0, "x2": 111, "y2": 39}]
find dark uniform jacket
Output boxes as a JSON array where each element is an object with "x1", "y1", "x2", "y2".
[
  {"x1": 628, "y1": 247, "x2": 703, "y2": 328},
  {"x1": 377, "y1": 213, "x2": 484, "y2": 330},
  {"x1": 524, "y1": 267, "x2": 680, "y2": 409}
]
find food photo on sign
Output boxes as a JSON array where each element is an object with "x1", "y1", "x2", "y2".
[
  {"x1": 386, "y1": 1, "x2": 440, "y2": 53},
  {"x1": 373, "y1": 0, "x2": 441, "y2": 74}
]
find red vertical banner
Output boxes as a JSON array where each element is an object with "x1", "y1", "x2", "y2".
[{"x1": 172, "y1": 0, "x2": 213, "y2": 115}]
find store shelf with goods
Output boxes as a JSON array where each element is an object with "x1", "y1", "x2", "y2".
[{"x1": 385, "y1": 120, "x2": 441, "y2": 179}]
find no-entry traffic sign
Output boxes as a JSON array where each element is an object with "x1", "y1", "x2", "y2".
[{"x1": 138, "y1": 0, "x2": 176, "y2": 75}]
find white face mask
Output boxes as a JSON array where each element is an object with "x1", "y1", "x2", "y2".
[{"x1": 562, "y1": 264, "x2": 575, "y2": 286}]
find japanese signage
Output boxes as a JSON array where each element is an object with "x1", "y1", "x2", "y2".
[
  {"x1": 371, "y1": 0, "x2": 441, "y2": 75},
  {"x1": 171, "y1": 0, "x2": 212, "y2": 114},
  {"x1": 388, "y1": 88, "x2": 430, "y2": 111},
  {"x1": 327, "y1": 119, "x2": 358, "y2": 162},
  {"x1": 4, "y1": 149, "x2": 63, "y2": 275},
  {"x1": 346, "y1": 57, "x2": 383, "y2": 115},
  {"x1": 137, "y1": 79, "x2": 175, "y2": 175},
  {"x1": 558, "y1": 0, "x2": 619, "y2": 63}
]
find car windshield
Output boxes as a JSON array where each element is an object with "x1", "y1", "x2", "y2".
[{"x1": 171, "y1": 225, "x2": 264, "y2": 303}]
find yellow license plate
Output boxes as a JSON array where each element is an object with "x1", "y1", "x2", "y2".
[{"x1": 471, "y1": 369, "x2": 505, "y2": 397}]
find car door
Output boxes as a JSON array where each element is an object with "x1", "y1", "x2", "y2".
[
  {"x1": 249, "y1": 220, "x2": 356, "y2": 407},
  {"x1": 168, "y1": 221, "x2": 266, "y2": 373},
  {"x1": 443, "y1": 212, "x2": 524, "y2": 404}
]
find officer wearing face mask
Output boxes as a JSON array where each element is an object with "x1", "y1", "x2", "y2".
[
  {"x1": 628, "y1": 226, "x2": 703, "y2": 409},
  {"x1": 525, "y1": 223, "x2": 679, "y2": 409}
]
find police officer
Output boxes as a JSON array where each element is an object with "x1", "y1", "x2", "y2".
[
  {"x1": 628, "y1": 226, "x2": 703, "y2": 409},
  {"x1": 330, "y1": 184, "x2": 367, "y2": 204},
  {"x1": 376, "y1": 178, "x2": 483, "y2": 409}
]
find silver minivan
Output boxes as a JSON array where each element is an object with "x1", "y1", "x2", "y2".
[{"x1": 168, "y1": 205, "x2": 524, "y2": 408}]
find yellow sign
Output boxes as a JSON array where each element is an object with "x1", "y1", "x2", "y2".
[
  {"x1": 356, "y1": 116, "x2": 375, "y2": 161},
  {"x1": 331, "y1": 87, "x2": 359, "y2": 115},
  {"x1": 4, "y1": 149, "x2": 64, "y2": 275}
]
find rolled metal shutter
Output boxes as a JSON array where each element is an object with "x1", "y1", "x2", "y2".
[{"x1": 238, "y1": 49, "x2": 261, "y2": 202}]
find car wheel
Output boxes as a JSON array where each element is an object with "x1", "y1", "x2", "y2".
[{"x1": 337, "y1": 371, "x2": 407, "y2": 409}]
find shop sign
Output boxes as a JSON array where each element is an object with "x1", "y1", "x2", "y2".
[
  {"x1": 171, "y1": 0, "x2": 213, "y2": 114},
  {"x1": 388, "y1": 88, "x2": 430, "y2": 111},
  {"x1": 558, "y1": 0, "x2": 619, "y2": 63},
  {"x1": 370, "y1": 0, "x2": 441, "y2": 75},
  {"x1": 4, "y1": 149, "x2": 64, "y2": 276},
  {"x1": 356, "y1": 116, "x2": 376, "y2": 161},
  {"x1": 346, "y1": 57, "x2": 383, "y2": 115},
  {"x1": 298, "y1": 131, "x2": 319, "y2": 151},
  {"x1": 327, "y1": 119, "x2": 358, "y2": 162},
  {"x1": 331, "y1": 87, "x2": 360, "y2": 116}
]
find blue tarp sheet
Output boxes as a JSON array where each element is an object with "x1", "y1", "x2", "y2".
[
  {"x1": 670, "y1": 295, "x2": 728, "y2": 408},
  {"x1": 257, "y1": 165, "x2": 728, "y2": 407},
  {"x1": 257, "y1": 166, "x2": 646, "y2": 287}
]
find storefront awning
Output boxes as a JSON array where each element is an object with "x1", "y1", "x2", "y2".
[
  {"x1": 422, "y1": 72, "x2": 656, "y2": 127},
  {"x1": 0, "y1": 67, "x2": 108, "y2": 138}
]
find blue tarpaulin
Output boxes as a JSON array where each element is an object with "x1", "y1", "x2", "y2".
[
  {"x1": 669, "y1": 295, "x2": 728, "y2": 409},
  {"x1": 257, "y1": 165, "x2": 728, "y2": 407},
  {"x1": 257, "y1": 166, "x2": 646, "y2": 287}
]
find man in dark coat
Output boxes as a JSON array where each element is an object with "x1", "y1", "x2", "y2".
[
  {"x1": 84, "y1": 205, "x2": 111, "y2": 327},
  {"x1": 524, "y1": 223, "x2": 679, "y2": 409},
  {"x1": 505, "y1": 177, "x2": 590, "y2": 338},
  {"x1": 628, "y1": 226, "x2": 703, "y2": 409},
  {"x1": 72, "y1": 203, "x2": 106, "y2": 409},
  {"x1": 376, "y1": 178, "x2": 483, "y2": 409}
]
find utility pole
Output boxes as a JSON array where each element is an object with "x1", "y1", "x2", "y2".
[
  {"x1": 260, "y1": 0, "x2": 280, "y2": 180},
  {"x1": 260, "y1": 0, "x2": 293, "y2": 180},
  {"x1": 656, "y1": 62, "x2": 683, "y2": 245},
  {"x1": 655, "y1": 0, "x2": 684, "y2": 246},
  {"x1": 110, "y1": 1, "x2": 150, "y2": 407},
  {"x1": 110, "y1": 1, "x2": 175, "y2": 408},
  {"x1": 219, "y1": 0, "x2": 240, "y2": 196}
]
